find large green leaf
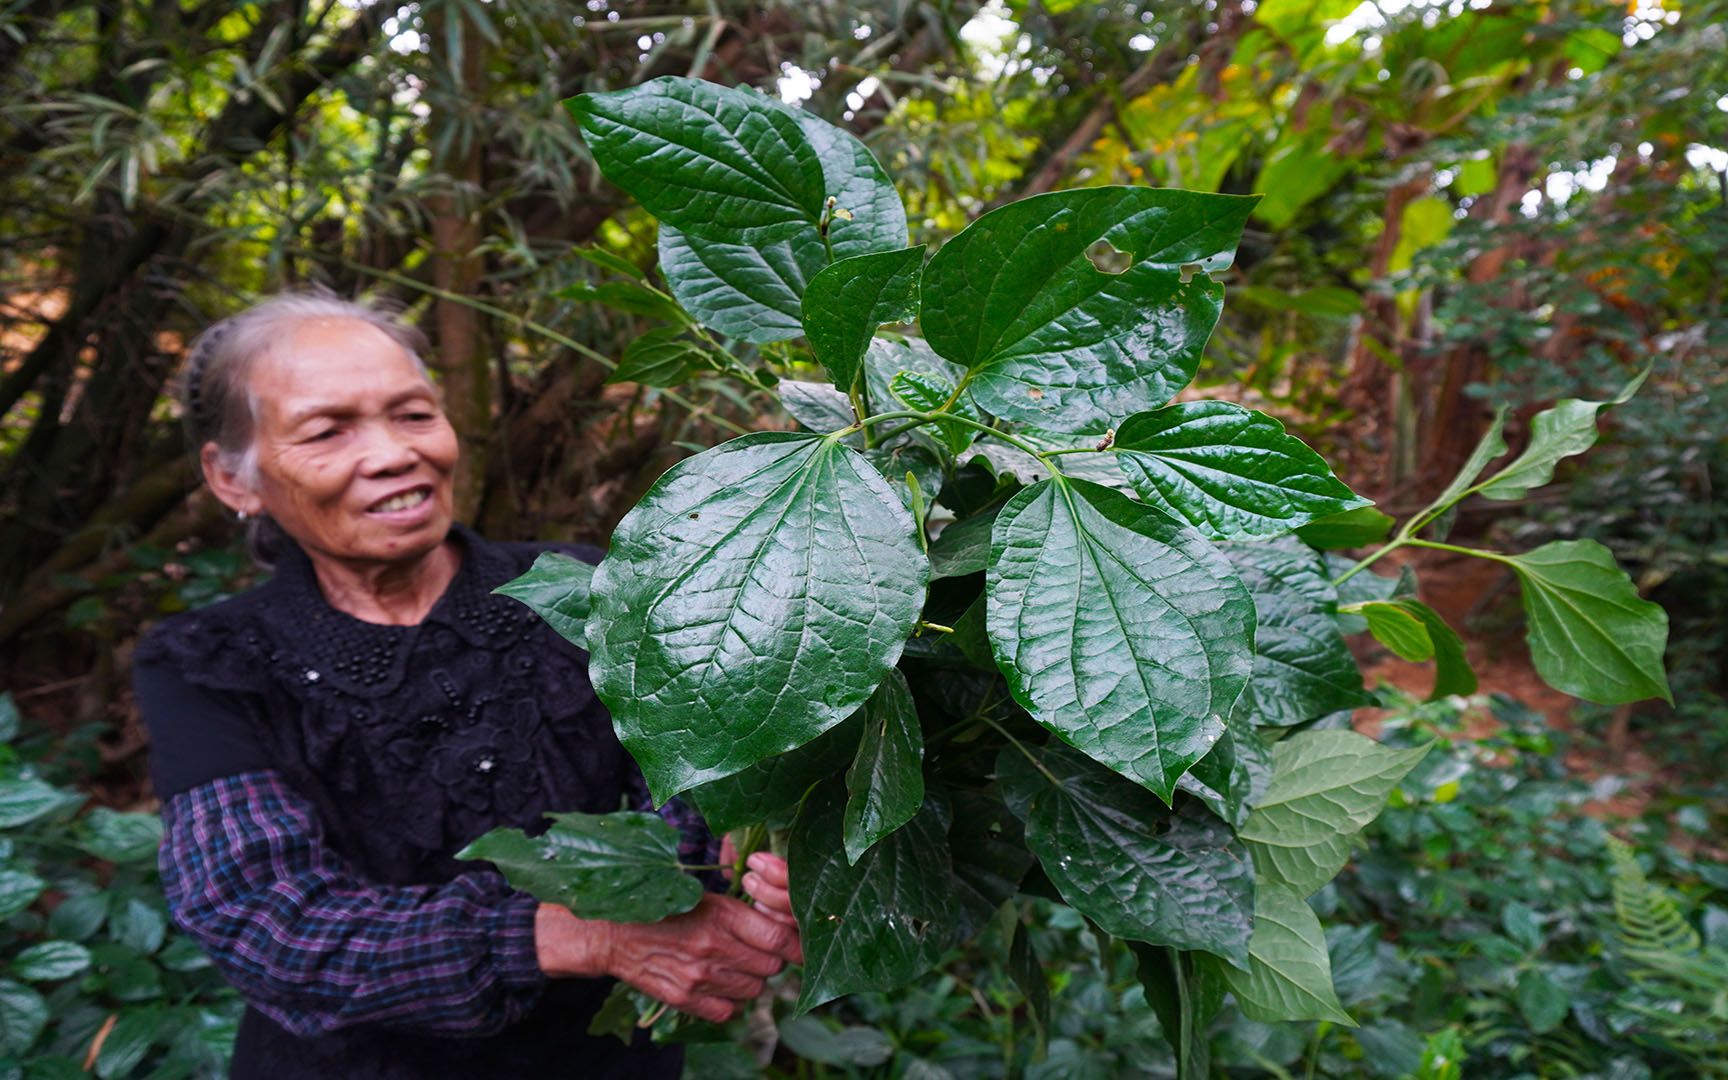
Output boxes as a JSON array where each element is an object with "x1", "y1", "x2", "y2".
[
  {"x1": 1506, "y1": 540, "x2": 1671, "y2": 705},
  {"x1": 1224, "y1": 540, "x2": 1371, "y2": 728},
  {"x1": 1214, "y1": 884, "x2": 1354, "y2": 1025},
  {"x1": 457, "y1": 811, "x2": 702, "y2": 923},
  {"x1": 656, "y1": 109, "x2": 908, "y2": 343},
  {"x1": 1114, "y1": 402, "x2": 1367, "y2": 538},
  {"x1": 921, "y1": 188, "x2": 1257, "y2": 432},
  {"x1": 803, "y1": 247, "x2": 923, "y2": 391},
  {"x1": 569, "y1": 77, "x2": 825, "y2": 244},
  {"x1": 1477, "y1": 367, "x2": 1649, "y2": 500},
  {"x1": 790, "y1": 790, "x2": 956, "y2": 1012},
  {"x1": 494, "y1": 552, "x2": 595, "y2": 651},
  {"x1": 987, "y1": 477, "x2": 1255, "y2": 802},
  {"x1": 778, "y1": 380, "x2": 857, "y2": 442},
  {"x1": 689, "y1": 714, "x2": 863, "y2": 835},
  {"x1": 1239, "y1": 730, "x2": 1430, "y2": 897},
  {"x1": 998, "y1": 743, "x2": 1255, "y2": 966},
  {"x1": 587, "y1": 432, "x2": 927, "y2": 802},
  {"x1": 843, "y1": 670, "x2": 925, "y2": 865}
]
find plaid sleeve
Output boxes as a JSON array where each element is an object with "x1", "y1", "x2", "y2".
[{"x1": 159, "y1": 771, "x2": 546, "y2": 1038}]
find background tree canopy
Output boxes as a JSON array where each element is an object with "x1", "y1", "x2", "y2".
[{"x1": 1, "y1": 0, "x2": 1725, "y2": 1076}]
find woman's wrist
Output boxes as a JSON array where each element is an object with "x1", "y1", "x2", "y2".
[{"x1": 534, "y1": 903, "x2": 616, "y2": 979}]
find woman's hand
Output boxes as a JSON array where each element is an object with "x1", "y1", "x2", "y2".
[
  {"x1": 720, "y1": 836, "x2": 798, "y2": 926},
  {"x1": 535, "y1": 893, "x2": 800, "y2": 1024}
]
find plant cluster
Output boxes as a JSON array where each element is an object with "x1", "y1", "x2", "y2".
[
  {"x1": 446, "y1": 76, "x2": 1671, "y2": 1073},
  {"x1": 0, "y1": 693, "x2": 240, "y2": 1078}
]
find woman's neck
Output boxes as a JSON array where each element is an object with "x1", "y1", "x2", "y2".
[{"x1": 305, "y1": 539, "x2": 462, "y2": 626}]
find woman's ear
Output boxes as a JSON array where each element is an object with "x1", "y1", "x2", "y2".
[{"x1": 200, "y1": 442, "x2": 263, "y2": 517}]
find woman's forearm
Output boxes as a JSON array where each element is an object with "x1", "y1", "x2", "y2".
[{"x1": 161, "y1": 771, "x2": 546, "y2": 1038}]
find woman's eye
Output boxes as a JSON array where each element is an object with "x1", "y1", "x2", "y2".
[
  {"x1": 307, "y1": 428, "x2": 339, "y2": 443},
  {"x1": 401, "y1": 412, "x2": 436, "y2": 422}
]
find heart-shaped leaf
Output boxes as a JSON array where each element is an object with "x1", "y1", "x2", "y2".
[
  {"x1": 1212, "y1": 883, "x2": 1354, "y2": 1025},
  {"x1": 587, "y1": 432, "x2": 927, "y2": 802},
  {"x1": 457, "y1": 811, "x2": 702, "y2": 923},
  {"x1": 570, "y1": 77, "x2": 826, "y2": 244},
  {"x1": 1114, "y1": 402, "x2": 1367, "y2": 538},
  {"x1": 921, "y1": 187, "x2": 1257, "y2": 432},
  {"x1": 803, "y1": 247, "x2": 924, "y2": 390},
  {"x1": 657, "y1": 111, "x2": 908, "y2": 342},
  {"x1": 1508, "y1": 539, "x2": 1670, "y2": 705},
  {"x1": 986, "y1": 477, "x2": 1255, "y2": 802},
  {"x1": 998, "y1": 743, "x2": 1255, "y2": 967}
]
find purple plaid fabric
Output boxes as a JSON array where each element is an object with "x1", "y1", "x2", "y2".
[{"x1": 159, "y1": 770, "x2": 546, "y2": 1038}]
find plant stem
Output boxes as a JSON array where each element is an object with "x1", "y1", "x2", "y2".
[
  {"x1": 837, "y1": 410, "x2": 1065, "y2": 474},
  {"x1": 980, "y1": 713, "x2": 1060, "y2": 786},
  {"x1": 1406, "y1": 538, "x2": 1513, "y2": 564}
]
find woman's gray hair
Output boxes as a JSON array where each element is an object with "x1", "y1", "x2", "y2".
[{"x1": 177, "y1": 289, "x2": 433, "y2": 563}]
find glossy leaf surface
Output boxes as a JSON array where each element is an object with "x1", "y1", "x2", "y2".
[
  {"x1": 570, "y1": 78, "x2": 825, "y2": 244},
  {"x1": 1176, "y1": 721, "x2": 1272, "y2": 830},
  {"x1": 921, "y1": 187, "x2": 1257, "y2": 432},
  {"x1": 1294, "y1": 506, "x2": 1395, "y2": 550},
  {"x1": 656, "y1": 111, "x2": 907, "y2": 342},
  {"x1": 803, "y1": 246, "x2": 923, "y2": 390},
  {"x1": 457, "y1": 811, "x2": 702, "y2": 923},
  {"x1": 843, "y1": 670, "x2": 925, "y2": 864},
  {"x1": 790, "y1": 790, "x2": 956, "y2": 1012},
  {"x1": 587, "y1": 432, "x2": 927, "y2": 802},
  {"x1": 1225, "y1": 541, "x2": 1371, "y2": 727},
  {"x1": 1508, "y1": 539, "x2": 1671, "y2": 705},
  {"x1": 1239, "y1": 730, "x2": 1430, "y2": 897},
  {"x1": 998, "y1": 743, "x2": 1255, "y2": 966},
  {"x1": 1114, "y1": 402, "x2": 1367, "y2": 538},
  {"x1": 495, "y1": 552, "x2": 595, "y2": 650},
  {"x1": 987, "y1": 477, "x2": 1255, "y2": 801},
  {"x1": 689, "y1": 716, "x2": 862, "y2": 835}
]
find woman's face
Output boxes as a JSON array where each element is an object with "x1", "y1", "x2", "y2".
[{"x1": 242, "y1": 317, "x2": 459, "y2": 566}]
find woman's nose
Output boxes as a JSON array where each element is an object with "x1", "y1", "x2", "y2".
[{"x1": 356, "y1": 422, "x2": 418, "y2": 474}]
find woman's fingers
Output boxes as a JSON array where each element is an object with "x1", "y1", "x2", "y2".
[
  {"x1": 713, "y1": 895, "x2": 801, "y2": 963},
  {"x1": 742, "y1": 872, "x2": 793, "y2": 922}
]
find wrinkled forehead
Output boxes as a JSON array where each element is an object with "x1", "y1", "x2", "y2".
[{"x1": 248, "y1": 317, "x2": 434, "y2": 425}]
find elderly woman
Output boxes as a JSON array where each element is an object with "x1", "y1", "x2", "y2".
[{"x1": 132, "y1": 293, "x2": 799, "y2": 1079}]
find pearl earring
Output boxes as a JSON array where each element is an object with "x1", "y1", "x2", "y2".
[{"x1": 237, "y1": 510, "x2": 250, "y2": 522}]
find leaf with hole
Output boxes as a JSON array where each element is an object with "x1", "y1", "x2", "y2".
[
  {"x1": 1114, "y1": 402, "x2": 1367, "y2": 538},
  {"x1": 586, "y1": 432, "x2": 927, "y2": 802},
  {"x1": 457, "y1": 811, "x2": 702, "y2": 923},
  {"x1": 987, "y1": 477, "x2": 1255, "y2": 802},
  {"x1": 921, "y1": 187, "x2": 1257, "y2": 432}
]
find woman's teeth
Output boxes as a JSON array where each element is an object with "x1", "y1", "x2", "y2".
[{"x1": 371, "y1": 489, "x2": 429, "y2": 513}]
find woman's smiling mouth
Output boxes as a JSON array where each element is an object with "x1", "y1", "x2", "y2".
[{"x1": 367, "y1": 486, "x2": 433, "y2": 517}]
